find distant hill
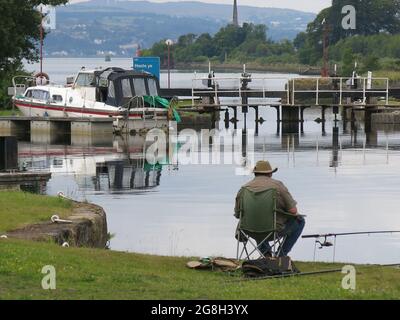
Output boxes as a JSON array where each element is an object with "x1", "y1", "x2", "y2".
[{"x1": 45, "y1": 0, "x2": 315, "y2": 57}]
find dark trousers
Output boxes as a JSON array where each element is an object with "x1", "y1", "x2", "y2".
[{"x1": 258, "y1": 217, "x2": 305, "y2": 257}]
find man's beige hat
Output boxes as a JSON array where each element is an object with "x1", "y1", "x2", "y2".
[{"x1": 253, "y1": 160, "x2": 278, "y2": 174}]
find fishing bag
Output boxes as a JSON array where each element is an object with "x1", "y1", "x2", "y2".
[
  {"x1": 186, "y1": 257, "x2": 240, "y2": 272},
  {"x1": 241, "y1": 256, "x2": 298, "y2": 278}
]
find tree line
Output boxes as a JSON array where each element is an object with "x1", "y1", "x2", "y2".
[
  {"x1": 141, "y1": 23, "x2": 296, "y2": 67},
  {"x1": 0, "y1": 0, "x2": 68, "y2": 108},
  {"x1": 144, "y1": 0, "x2": 400, "y2": 76}
]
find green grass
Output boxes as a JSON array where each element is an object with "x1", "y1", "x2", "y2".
[
  {"x1": 0, "y1": 239, "x2": 399, "y2": 300},
  {"x1": 175, "y1": 99, "x2": 195, "y2": 109},
  {"x1": 0, "y1": 191, "x2": 73, "y2": 233},
  {"x1": 176, "y1": 61, "x2": 319, "y2": 75},
  {"x1": 1, "y1": 192, "x2": 399, "y2": 300},
  {"x1": 174, "y1": 99, "x2": 213, "y2": 121},
  {"x1": 378, "y1": 99, "x2": 400, "y2": 106},
  {"x1": 0, "y1": 109, "x2": 21, "y2": 116},
  {"x1": 365, "y1": 70, "x2": 400, "y2": 83}
]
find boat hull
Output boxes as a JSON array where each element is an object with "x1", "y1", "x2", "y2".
[{"x1": 14, "y1": 100, "x2": 167, "y2": 120}]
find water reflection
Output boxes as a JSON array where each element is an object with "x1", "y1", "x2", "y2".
[
  {"x1": 93, "y1": 160, "x2": 162, "y2": 192},
  {"x1": 330, "y1": 125, "x2": 340, "y2": 169},
  {"x1": 19, "y1": 135, "x2": 169, "y2": 194}
]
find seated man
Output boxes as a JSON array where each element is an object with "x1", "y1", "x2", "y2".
[{"x1": 235, "y1": 160, "x2": 305, "y2": 257}]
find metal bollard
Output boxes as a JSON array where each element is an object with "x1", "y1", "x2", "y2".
[
  {"x1": 57, "y1": 191, "x2": 73, "y2": 201},
  {"x1": 51, "y1": 215, "x2": 73, "y2": 224}
]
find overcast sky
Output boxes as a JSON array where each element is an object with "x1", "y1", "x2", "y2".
[{"x1": 69, "y1": 0, "x2": 332, "y2": 13}]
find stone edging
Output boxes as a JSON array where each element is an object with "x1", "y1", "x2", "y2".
[{"x1": 6, "y1": 201, "x2": 108, "y2": 249}]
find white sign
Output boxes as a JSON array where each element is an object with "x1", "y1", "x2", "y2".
[
  {"x1": 367, "y1": 71, "x2": 372, "y2": 90},
  {"x1": 36, "y1": 5, "x2": 56, "y2": 30}
]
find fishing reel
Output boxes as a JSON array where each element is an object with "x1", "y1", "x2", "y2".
[{"x1": 316, "y1": 236, "x2": 334, "y2": 249}]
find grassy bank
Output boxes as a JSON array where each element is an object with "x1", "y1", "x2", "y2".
[
  {"x1": 0, "y1": 191, "x2": 72, "y2": 233},
  {"x1": 1, "y1": 191, "x2": 399, "y2": 300},
  {"x1": 0, "y1": 109, "x2": 21, "y2": 117},
  {"x1": 368, "y1": 70, "x2": 400, "y2": 84},
  {"x1": 175, "y1": 62, "x2": 320, "y2": 75},
  {"x1": 175, "y1": 99, "x2": 214, "y2": 126},
  {"x1": 1, "y1": 239, "x2": 400, "y2": 300}
]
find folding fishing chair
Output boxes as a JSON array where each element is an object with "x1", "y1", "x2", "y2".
[{"x1": 235, "y1": 187, "x2": 295, "y2": 260}]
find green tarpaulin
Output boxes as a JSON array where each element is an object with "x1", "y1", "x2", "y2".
[
  {"x1": 143, "y1": 96, "x2": 181, "y2": 123},
  {"x1": 144, "y1": 162, "x2": 163, "y2": 172}
]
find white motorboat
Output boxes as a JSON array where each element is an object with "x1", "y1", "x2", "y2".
[{"x1": 12, "y1": 67, "x2": 171, "y2": 120}]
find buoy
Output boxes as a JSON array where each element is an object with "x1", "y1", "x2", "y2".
[{"x1": 35, "y1": 72, "x2": 50, "y2": 86}]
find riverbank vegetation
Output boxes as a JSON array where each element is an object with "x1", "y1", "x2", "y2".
[
  {"x1": 296, "y1": 0, "x2": 400, "y2": 77},
  {"x1": 142, "y1": 23, "x2": 303, "y2": 71},
  {"x1": 0, "y1": 109, "x2": 21, "y2": 117},
  {"x1": 144, "y1": 0, "x2": 400, "y2": 80},
  {"x1": 0, "y1": 191, "x2": 72, "y2": 234},
  {"x1": 0, "y1": 0, "x2": 68, "y2": 110}
]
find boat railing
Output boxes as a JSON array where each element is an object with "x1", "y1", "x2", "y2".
[
  {"x1": 11, "y1": 75, "x2": 66, "y2": 97},
  {"x1": 11, "y1": 76, "x2": 36, "y2": 97},
  {"x1": 126, "y1": 96, "x2": 145, "y2": 109}
]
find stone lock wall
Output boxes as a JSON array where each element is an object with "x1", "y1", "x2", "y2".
[{"x1": 7, "y1": 202, "x2": 108, "y2": 249}]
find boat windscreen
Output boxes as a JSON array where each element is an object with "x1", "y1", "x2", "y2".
[
  {"x1": 75, "y1": 73, "x2": 95, "y2": 87},
  {"x1": 108, "y1": 81, "x2": 115, "y2": 98},
  {"x1": 133, "y1": 78, "x2": 147, "y2": 96},
  {"x1": 26, "y1": 89, "x2": 50, "y2": 101},
  {"x1": 148, "y1": 78, "x2": 158, "y2": 96},
  {"x1": 121, "y1": 78, "x2": 133, "y2": 98}
]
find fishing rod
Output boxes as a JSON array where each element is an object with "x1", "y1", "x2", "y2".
[
  {"x1": 233, "y1": 263, "x2": 400, "y2": 282},
  {"x1": 302, "y1": 230, "x2": 400, "y2": 262},
  {"x1": 303, "y1": 230, "x2": 400, "y2": 248},
  {"x1": 234, "y1": 268, "x2": 343, "y2": 282},
  {"x1": 303, "y1": 230, "x2": 400, "y2": 239}
]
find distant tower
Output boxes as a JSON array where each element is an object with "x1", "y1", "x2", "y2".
[
  {"x1": 136, "y1": 44, "x2": 142, "y2": 57},
  {"x1": 232, "y1": 0, "x2": 239, "y2": 27}
]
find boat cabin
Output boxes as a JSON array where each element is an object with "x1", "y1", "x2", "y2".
[
  {"x1": 24, "y1": 87, "x2": 66, "y2": 105},
  {"x1": 74, "y1": 67, "x2": 160, "y2": 107}
]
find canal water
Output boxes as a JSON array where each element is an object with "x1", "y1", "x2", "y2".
[{"x1": 17, "y1": 58, "x2": 400, "y2": 264}]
